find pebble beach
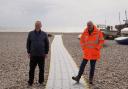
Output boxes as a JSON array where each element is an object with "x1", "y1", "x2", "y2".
[
  {"x1": 62, "y1": 33, "x2": 128, "y2": 89},
  {"x1": 0, "y1": 32, "x2": 53, "y2": 89},
  {"x1": 0, "y1": 32, "x2": 128, "y2": 89}
]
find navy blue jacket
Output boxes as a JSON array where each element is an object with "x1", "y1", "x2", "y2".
[{"x1": 26, "y1": 30, "x2": 49, "y2": 56}]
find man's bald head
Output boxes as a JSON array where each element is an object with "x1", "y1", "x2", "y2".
[
  {"x1": 87, "y1": 21, "x2": 94, "y2": 31},
  {"x1": 87, "y1": 21, "x2": 93, "y2": 26},
  {"x1": 35, "y1": 21, "x2": 42, "y2": 31}
]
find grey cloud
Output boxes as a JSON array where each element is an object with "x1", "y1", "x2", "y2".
[{"x1": 0, "y1": 0, "x2": 127, "y2": 31}]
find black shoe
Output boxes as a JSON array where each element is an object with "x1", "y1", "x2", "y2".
[
  {"x1": 36, "y1": 82, "x2": 45, "y2": 87},
  {"x1": 39, "y1": 82, "x2": 43, "y2": 85},
  {"x1": 72, "y1": 76, "x2": 80, "y2": 83},
  {"x1": 89, "y1": 78, "x2": 93, "y2": 84},
  {"x1": 89, "y1": 81, "x2": 93, "y2": 84},
  {"x1": 27, "y1": 83, "x2": 33, "y2": 87},
  {"x1": 39, "y1": 81, "x2": 44, "y2": 84},
  {"x1": 28, "y1": 81, "x2": 33, "y2": 86}
]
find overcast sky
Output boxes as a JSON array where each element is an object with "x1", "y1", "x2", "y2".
[{"x1": 0, "y1": 0, "x2": 128, "y2": 32}]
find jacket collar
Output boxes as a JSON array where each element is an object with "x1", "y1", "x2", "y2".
[{"x1": 34, "y1": 29, "x2": 41, "y2": 33}]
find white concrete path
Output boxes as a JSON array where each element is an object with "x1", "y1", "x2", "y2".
[{"x1": 46, "y1": 35, "x2": 89, "y2": 89}]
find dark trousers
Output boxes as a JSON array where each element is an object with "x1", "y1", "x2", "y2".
[
  {"x1": 28, "y1": 56, "x2": 45, "y2": 84},
  {"x1": 78, "y1": 59, "x2": 96, "y2": 80}
]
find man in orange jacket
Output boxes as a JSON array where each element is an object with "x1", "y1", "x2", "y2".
[{"x1": 72, "y1": 21, "x2": 104, "y2": 84}]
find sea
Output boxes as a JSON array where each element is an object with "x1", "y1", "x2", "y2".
[{"x1": 0, "y1": 27, "x2": 83, "y2": 33}]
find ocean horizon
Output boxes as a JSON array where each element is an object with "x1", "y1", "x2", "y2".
[
  {"x1": 0, "y1": 27, "x2": 84, "y2": 33},
  {"x1": 0, "y1": 26, "x2": 128, "y2": 33}
]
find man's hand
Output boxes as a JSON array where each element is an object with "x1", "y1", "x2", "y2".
[
  {"x1": 28, "y1": 53, "x2": 31, "y2": 58},
  {"x1": 44, "y1": 54, "x2": 48, "y2": 58}
]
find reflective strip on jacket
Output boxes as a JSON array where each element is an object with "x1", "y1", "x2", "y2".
[{"x1": 80, "y1": 25, "x2": 104, "y2": 60}]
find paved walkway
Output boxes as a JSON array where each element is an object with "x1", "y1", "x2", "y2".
[{"x1": 46, "y1": 35, "x2": 89, "y2": 89}]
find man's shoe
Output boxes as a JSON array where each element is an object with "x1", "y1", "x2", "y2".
[
  {"x1": 27, "y1": 81, "x2": 33, "y2": 86},
  {"x1": 38, "y1": 82, "x2": 45, "y2": 87},
  {"x1": 72, "y1": 76, "x2": 80, "y2": 83},
  {"x1": 27, "y1": 83, "x2": 33, "y2": 88},
  {"x1": 89, "y1": 78, "x2": 93, "y2": 84},
  {"x1": 89, "y1": 81, "x2": 93, "y2": 84}
]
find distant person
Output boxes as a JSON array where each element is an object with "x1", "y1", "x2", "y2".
[
  {"x1": 72, "y1": 21, "x2": 104, "y2": 84},
  {"x1": 26, "y1": 21, "x2": 49, "y2": 86}
]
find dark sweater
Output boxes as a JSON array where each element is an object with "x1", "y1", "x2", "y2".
[{"x1": 26, "y1": 30, "x2": 49, "y2": 56}]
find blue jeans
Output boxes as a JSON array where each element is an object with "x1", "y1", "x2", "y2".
[{"x1": 78, "y1": 59, "x2": 96, "y2": 80}]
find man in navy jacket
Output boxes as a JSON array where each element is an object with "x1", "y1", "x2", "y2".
[{"x1": 26, "y1": 21, "x2": 49, "y2": 86}]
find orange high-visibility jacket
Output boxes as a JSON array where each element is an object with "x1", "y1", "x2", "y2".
[{"x1": 80, "y1": 25, "x2": 104, "y2": 60}]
